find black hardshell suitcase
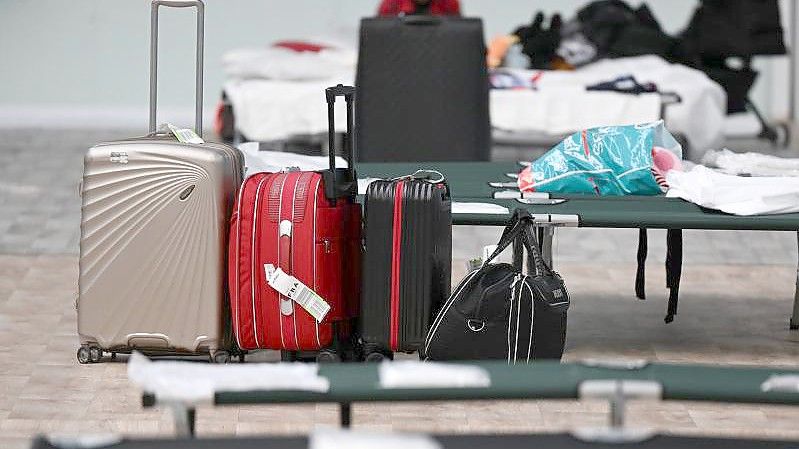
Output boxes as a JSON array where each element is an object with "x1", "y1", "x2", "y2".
[
  {"x1": 360, "y1": 174, "x2": 452, "y2": 359},
  {"x1": 355, "y1": 17, "x2": 490, "y2": 162}
]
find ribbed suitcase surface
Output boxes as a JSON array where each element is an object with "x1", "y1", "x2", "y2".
[
  {"x1": 78, "y1": 137, "x2": 242, "y2": 357},
  {"x1": 361, "y1": 179, "x2": 451, "y2": 355},
  {"x1": 228, "y1": 171, "x2": 361, "y2": 351}
]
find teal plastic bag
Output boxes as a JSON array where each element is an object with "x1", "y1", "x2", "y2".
[{"x1": 518, "y1": 121, "x2": 682, "y2": 195}]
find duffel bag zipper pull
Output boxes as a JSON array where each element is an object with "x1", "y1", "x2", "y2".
[
  {"x1": 510, "y1": 273, "x2": 523, "y2": 292},
  {"x1": 509, "y1": 274, "x2": 525, "y2": 304}
]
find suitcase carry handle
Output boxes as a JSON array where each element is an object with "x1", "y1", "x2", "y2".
[
  {"x1": 389, "y1": 169, "x2": 451, "y2": 198},
  {"x1": 149, "y1": 0, "x2": 205, "y2": 137},
  {"x1": 402, "y1": 15, "x2": 442, "y2": 26},
  {"x1": 324, "y1": 84, "x2": 357, "y2": 202}
]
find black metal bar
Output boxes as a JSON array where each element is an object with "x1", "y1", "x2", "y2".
[
  {"x1": 188, "y1": 408, "x2": 196, "y2": 437},
  {"x1": 791, "y1": 231, "x2": 799, "y2": 330},
  {"x1": 790, "y1": 0, "x2": 796, "y2": 124},
  {"x1": 340, "y1": 402, "x2": 352, "y2": 427},
  {"x1": 327, "y1": 100, "x2": 337, "y2": 173},
  {"x1": 345, "y1": 95, "x2": 355, "y2": 173}
]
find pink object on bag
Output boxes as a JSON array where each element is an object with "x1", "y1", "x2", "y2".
[
  {"x1": 651, "y1": 146, "x2": 682, "y2": 190},
  {"x1": 517, "y1": 166, "x2": 536, "y2": 192}
]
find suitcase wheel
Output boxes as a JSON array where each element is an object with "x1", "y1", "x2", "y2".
[
  {"x1": 364, "y1": 351, "x2": 387, "y2": 363},
  {"x1": 280, "y1": 350, "x2": 297, "y2": 362},
  {"x1": 363, "y1": 346, "x2": 393, "y2": 363},
  {"x1": 76, "y1": 347, "x2": 91, "y2": 364},
  {"x1": 211, "y1": 351, "x2": 231, "y2": 364},
  {"x1": 89, "y1": 347, "x2": 102, "y2": 363},
  {"x1": 77, "y1": 346, "x2": 102, "y2": 364},
  {"x1": 316, "y1": 349, "x2": 340, "y2": 363}
]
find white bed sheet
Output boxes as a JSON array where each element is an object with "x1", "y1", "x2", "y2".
[{"x1": 224, "y1": 55, "x2": 725, "y2": 152}]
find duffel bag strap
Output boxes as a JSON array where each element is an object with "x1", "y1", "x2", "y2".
[
  {"x1": 664, "y1": 229, "x2": 683, "y2": 323},
  {"x1": 635, "y1": 228, "x2": 648, "y2": 300},
  {"x1": 520, "y1": 220, "x2": 551, "y2": 277},
  {"x1": 483, "y1": 209, "x2": 533, "y2": 266},
  {"x1": 512, "y1": 232, "x2": 524, "y2": 272}
]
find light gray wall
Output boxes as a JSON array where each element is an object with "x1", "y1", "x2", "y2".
[{"x1": 0, "y1": 0, "x2": 791, "y2": 127}]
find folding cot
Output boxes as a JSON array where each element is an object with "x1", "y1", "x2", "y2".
[
  {"x1": 359, "y1": 161, "x2": 799, "y2": 329},
  {"x1": 137, "y1": 360, "x2": 799, "y2": 437},
  {"x1": 133, "y1": 161, "x2": 799, "y2": 437},
  {"x1": 32, "y1": 433, "x2": 799, "y2": 449}
]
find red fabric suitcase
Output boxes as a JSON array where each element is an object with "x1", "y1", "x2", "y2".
[{"x1": 229, "y1": 85, "x2": 360, "y2": 359}]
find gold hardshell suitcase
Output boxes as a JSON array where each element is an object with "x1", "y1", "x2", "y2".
[{"x1": 76, "y1": 0, "x2": 242, "y2": 363}]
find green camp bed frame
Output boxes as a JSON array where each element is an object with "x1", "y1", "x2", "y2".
[
  {"x1": 359, "y1": 162, "x2": 799, "y2": 329},
  {"x1": 142, "y1": 360, "x2": 799, "y2": 437}
]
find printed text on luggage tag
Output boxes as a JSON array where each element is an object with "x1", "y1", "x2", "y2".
[
  {"x1": 165, "y1": 123, "x2": 204, "y2": 144},
  {"x1": 264, "y1": 264, "x2": 331, "y2": 322}
]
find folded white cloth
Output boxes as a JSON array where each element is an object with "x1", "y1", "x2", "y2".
[
  {"x1": 223, "y1": 46, "x2": 357, "y2": 82},
  {"x1": 702, "y1": 149, "x2": 799, "y2": 177},
  {"x1": 491, "y1": 88, "x2": 661, "y2": 137},
  {"x1": 223, "y1": 55, "x2": 724, "y2": 151},
  {"x1": 565, "y1": 55, "x2": 726, "y2": 152},
  {"x1": 127, "y1": 352, "x2": 329, "y2": 405},
  {"x1": 379, "y1": 361, "x2": 491, "y2": 389},
  {"x1": 238, "y1": 143, "x2": 347, "y2": 178},
  {"x1": 666, "y1": 165, "x2": 799, "y2": 216},
  {"x1": 225, "y1": 78, "x2": 352, "y2": 143},
  {"x1": 310, "y1": 428, "x2": 442, "y2": 449},
  {"x1": 452, "y1": 202, "x2": 510, "y2": 215}
]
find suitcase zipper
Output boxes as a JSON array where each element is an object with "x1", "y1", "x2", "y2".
[
  {"x1": 389, "y1": 181, "x2": 405, "y2": 352},
  {"x1": 250, "y1": 174, "x2": 271, "y2": 348}
]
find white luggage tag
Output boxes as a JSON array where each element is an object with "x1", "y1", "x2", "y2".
[
  {"x1": 492, "y1": 190, "x2": 552, "y2": 199},
  {"x1": 164, "y1": 123, "x2": 204, "y2": 144},
  {"x1": 263, "y1": 264, "x2": 331, "y2": 322}
]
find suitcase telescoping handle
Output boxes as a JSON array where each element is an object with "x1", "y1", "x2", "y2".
[
  {"x1": 149, "y1": 0, "x2": 205, "y2": 137},
  {"x1": 324, "y1": 84, "x2": 357, "y2": 202}
]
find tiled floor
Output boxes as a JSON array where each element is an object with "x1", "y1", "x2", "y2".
[
  {"x1": 2, "y1": 129, "x2": 799, "y2": 448},
  {"x1": 3, "y1": 256, "x2": 799, "y2": 449}
]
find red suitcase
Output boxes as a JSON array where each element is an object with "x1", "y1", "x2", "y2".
[{"x1": 229, "y1": 85, "x2": 360, "y2": 360}]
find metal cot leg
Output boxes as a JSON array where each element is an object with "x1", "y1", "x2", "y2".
[
  {"x1": 340, "y1": 402, "x2": 352, "y2": 427},
  {"x1": 170, "y1": 404, "x2": 196, "y2": 438},
  {"x1": 541, "y1": 227, "x2": 555, "y2": 268},
  {"x1": 791, "y1": 231, "x2": 799, "y2": 330}
]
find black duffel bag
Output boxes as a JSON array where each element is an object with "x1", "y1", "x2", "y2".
[{"x1": 422, "y1": 209, "x2": 569, "y2": 362}]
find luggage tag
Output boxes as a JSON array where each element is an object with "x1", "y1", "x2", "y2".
[
  {"x1": 264, "y1": 264, "x2": 331, "y2": 322},
  {"x1": 493, "y1": 190, "x2": 551, "y2": 200},
  {"x1": 164, "y1": 123, "x2": 204, "y2": 144},
  {"x1": 516, "y1": 198, "x2": 568, "y2": 205},
  {"x1": 488, "y1": 181, "x2": 517, "y2": 188}
]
